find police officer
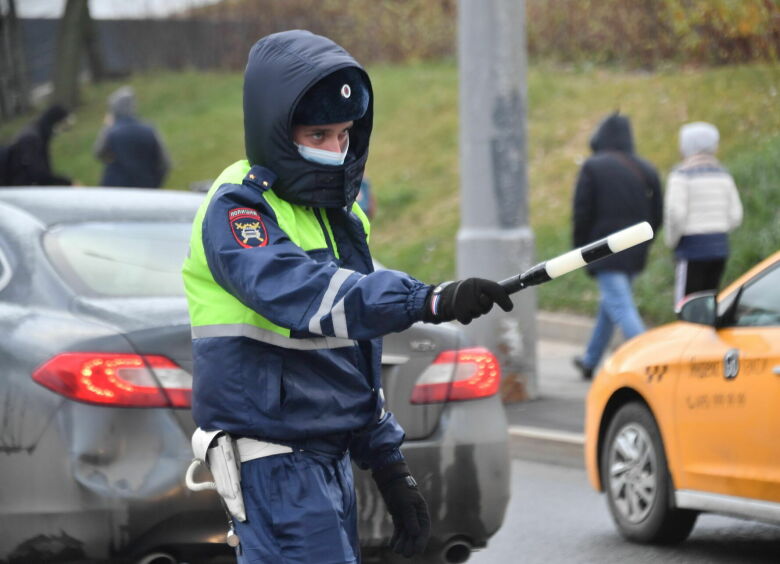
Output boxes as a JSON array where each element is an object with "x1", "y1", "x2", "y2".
[{"x1": 182, "y1": 30, "x2": 513, "y2": 563}]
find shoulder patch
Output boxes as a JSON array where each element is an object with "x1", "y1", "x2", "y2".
[{"x1": 229, "y1": 207, "x2": 268, "y2": 248}]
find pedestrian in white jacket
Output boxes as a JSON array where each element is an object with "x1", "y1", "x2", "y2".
[{"x1": 664, "y1": 122, "x2": 742, "y2": 306}]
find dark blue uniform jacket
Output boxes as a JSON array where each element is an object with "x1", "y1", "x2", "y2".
[{"x1": 190, "y1": 30, "x2": 430, "y2": 470}]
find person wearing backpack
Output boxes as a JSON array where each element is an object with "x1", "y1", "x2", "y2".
[{"x1": 571, "y1": 112, "x2": 663, "y2": 380}]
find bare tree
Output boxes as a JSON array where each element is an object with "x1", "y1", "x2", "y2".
[
  {"x1": 0, "y1": 0, "x2": 30, "y2": 120},
  {"x1": 52, "y1": 0, "x2": 104, "y2": 109}
]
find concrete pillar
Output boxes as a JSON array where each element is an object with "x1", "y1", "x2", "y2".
[{"x1": 457, "y1": 0, "x2": 537, "y2": 400}]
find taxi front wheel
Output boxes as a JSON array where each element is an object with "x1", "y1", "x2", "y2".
[{"x1": 601, "y1": 402, "x2": 698, "y2": 544}]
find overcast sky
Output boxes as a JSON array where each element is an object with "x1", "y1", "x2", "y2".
[{"x1": 17, "y1": 0, "x2": 222, "y2": 19}]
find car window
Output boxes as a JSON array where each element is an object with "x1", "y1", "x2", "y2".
[
  {"x1": 44, "y1": 222, "x2": 191, "y2": 297},
  {"x1": 732, "y1": 263, "x2": 780, "y2": 327}
]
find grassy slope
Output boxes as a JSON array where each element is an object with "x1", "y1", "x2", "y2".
[
  {"x1": 372, "y1": 62, "x2": 780, "y2": 324},
  {"x1": 2, "y1": 62, "x2": 778, "y2": 324}
]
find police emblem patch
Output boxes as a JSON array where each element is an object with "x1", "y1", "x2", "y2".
[{"x1": 228, "y1": 207, "x2": 268, "y2": 248}]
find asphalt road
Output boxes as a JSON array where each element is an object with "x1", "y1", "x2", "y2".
[{"x1": 468, "y1": 459, "x2": 780, "y2": 564}]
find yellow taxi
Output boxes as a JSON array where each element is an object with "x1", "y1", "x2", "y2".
[{"x1": 585, "y1": 250, "x2": 780, "y2": 543}]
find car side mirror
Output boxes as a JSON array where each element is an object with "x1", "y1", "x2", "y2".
[{"x1": 676, "y1": 292, "x2": 717, "y2": 326}]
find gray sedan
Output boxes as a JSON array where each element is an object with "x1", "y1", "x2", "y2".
[{"x1": 0, "y1": 188, "x2": 510, "y2": 564}]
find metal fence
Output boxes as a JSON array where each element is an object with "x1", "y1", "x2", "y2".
[
  {"x1": 20, "y1": 18, "x2": 262, "y2": 88},
  {"x1": 19, "y1": 15, "x2": 455, "y2": 90}
]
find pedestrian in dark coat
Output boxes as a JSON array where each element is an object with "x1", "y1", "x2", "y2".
[
  {"x1": 3, "y1": 104, "x2": 73, "y2": 186},
  {"x1": 571, "y1": 112, "x2": 663, "y2": 379},
  {"x1": 94, "y1": 86, "x2": 170, "y2": 188}
]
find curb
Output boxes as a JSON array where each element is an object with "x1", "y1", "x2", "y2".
[
  {"x1": 536, "y1": 310, "x2": 626, "y2": 348},
  {"x1": 536, "y1": 311, "x2": 593, "y2": 345},
  {"x1": 508, "y1": 425, "x2": 584, "y2": 468}
]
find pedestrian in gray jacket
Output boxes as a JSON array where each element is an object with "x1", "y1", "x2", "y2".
[
  {"x1": 664, "y1": 122, "x2": 742, "y2": 306},
  {"x1": 94, "y1": 86, "x2": 171, "y2": 188}
]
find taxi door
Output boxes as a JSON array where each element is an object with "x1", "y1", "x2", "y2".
[{"x1": 674, "y1": 263, "x2": 780, "y2": 502}]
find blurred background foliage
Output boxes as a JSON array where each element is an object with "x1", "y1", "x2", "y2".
[
  {"x1": 182, "y1": 0, "x2": 457, "y2": 64},
  {"x1": 188, "y1": 0, "x2": 780, "y2": 68},
  {"x1": 527, "y1": 0, "x2": 780, "y2": 67},
  {"x1": 2, "y1": 0, "x2": 779, "y2": 325}
]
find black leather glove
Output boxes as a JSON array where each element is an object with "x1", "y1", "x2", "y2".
[
  {"x1": 372, "y1": 461, "x2": 431, "y2": 558},
  {"x1": 423, "y1": 278, "x2": 514, "y2": 324}
]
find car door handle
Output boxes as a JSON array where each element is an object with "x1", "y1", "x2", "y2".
[{"x1": 774, "y1": 365, "x2": 780, "y2": 376}]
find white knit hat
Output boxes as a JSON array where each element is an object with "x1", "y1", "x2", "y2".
[{"x1": 679, "y1": 122, "x2": 719, "y2": 158}]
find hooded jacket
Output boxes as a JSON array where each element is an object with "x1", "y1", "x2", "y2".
[
  {"x1": 182, "y1": 30, "x2": 430, "y2": 470},
  {"x1": 572, "y1": 113, "x2": 663, "y2": 274},
  {"x1": 243, "y1": 30, "x2": 371, "y2": 208},
  {"x1": 94, "y1": 87, "x2": 170, "y2": 188},
  {"x1": 4, "y1": 105, "x2": 71, "y2": 186}
]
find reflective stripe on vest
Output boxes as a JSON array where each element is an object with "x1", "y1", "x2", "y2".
[
  {"x1": 191, "y1": 323, "x2": 355, "y2": 349},
  {"x1": 182, "y1": 160, "x2": 370, "y2": 346}
]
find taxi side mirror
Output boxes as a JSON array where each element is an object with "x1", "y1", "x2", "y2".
[{"x1": 676, "y1": 292, "x2": 717, "y2": 326}]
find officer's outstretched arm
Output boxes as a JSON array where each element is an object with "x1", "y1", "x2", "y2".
[{"x1": 202, "y1": 186, "x2": 430, "y2": 340}]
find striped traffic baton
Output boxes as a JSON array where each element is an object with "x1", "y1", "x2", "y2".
[{"x1": 499, "y1": 222, "x2": 654, "y2": 294}]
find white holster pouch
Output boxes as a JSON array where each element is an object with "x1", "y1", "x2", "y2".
[
  {"x1": 185, "y1": 428, "x2": 246, "y2": 522},
  {"x1": 185, "y1": 428, "x2": 294, "y2": 524}
]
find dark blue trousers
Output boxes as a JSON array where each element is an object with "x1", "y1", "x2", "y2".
[{"x1": 234, "y1": 449, "x2": 359, "y2": 563}]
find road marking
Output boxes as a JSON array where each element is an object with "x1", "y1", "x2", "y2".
[{"x1": 508, "y1": 425, "x2": 585, "y2": 445}]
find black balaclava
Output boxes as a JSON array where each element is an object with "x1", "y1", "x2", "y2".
[
  {"x1": 243, "y1": 30, "x2": 373, "y2": 208},
  {"x1": 589, "y1": 112, "x2": 635, "y2": 154}
]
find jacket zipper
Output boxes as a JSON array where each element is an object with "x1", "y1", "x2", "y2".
[{"x1": 313, "y1": 208, "x2": 336, "y2": 256}]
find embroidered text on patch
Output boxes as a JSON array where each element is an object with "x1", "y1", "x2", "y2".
[{"x1": 229, "y1": 208, "x2": 268, "y2": 248}]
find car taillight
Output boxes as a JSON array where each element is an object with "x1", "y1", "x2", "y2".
[
  {"x1": 32, "y1": 353, "x2": 192, "y2": 408},
  {"x1": 410, "y1": 347, "x2": 500, "y2": 404}
]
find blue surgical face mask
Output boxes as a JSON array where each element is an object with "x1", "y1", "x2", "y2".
[{"x1": 296, "y1": 137, "x2": 349, "y2": 166}]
